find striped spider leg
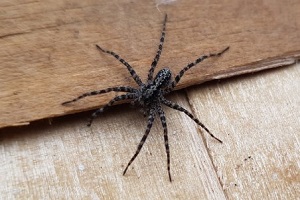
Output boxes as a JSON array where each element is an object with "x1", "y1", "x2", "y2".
[{"x1": 62, "y1": 14, "x2": 229, "y2": 182}]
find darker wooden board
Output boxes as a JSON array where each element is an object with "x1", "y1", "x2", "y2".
[{"x1": 1, "y1": 0, "x2": 300, "y2": 128}]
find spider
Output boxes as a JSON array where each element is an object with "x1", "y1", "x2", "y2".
[{"x1": 62, "y1": 14, "x2": 229, "y2": 182}]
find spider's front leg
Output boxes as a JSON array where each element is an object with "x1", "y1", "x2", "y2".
[
  {"x1": 157, "y1": 105, "x2": 172, "y2": 182},
  {"x1": 123, "y1": 108, "x2": 156, "y2": 177},
  {"x1": 61, "y1": 86, "x2": 136, "y2": 105},
  {"x1": 87, "y1": 93, "x2": 136, "y2": 126},
  {"x1": 161, "y1": 98, "x2": 223, "y2": 143}
]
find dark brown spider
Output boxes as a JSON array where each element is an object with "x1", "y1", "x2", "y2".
[{"x1": 62, "y1": 14, "x2": 229, "y2": 182}]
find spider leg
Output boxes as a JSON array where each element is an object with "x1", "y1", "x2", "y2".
[
  {"x1": 123, "y1": 108, "x2": 156, "y2": 177},
  {"x1": 170, "y1": 46, "x2": 229, "y2": 89},
  {"x1": 87, "y1": 93, "x2": 136, "y2": 126},
  {"x1": 96, "y1": 44, "x2": 143, "y2": 86},
  {"x1": 161, "y1": 98, "x2": 223, "y2": 143},
  {"x1": 62, "y1": 86, "x2": 137, "y2": 105},
  {"x1": 157, "y1": 105, "x2": 172, "y2": 182},
  {"x1": 147, "y1": 14, "x2": 167, "y2": 82}
]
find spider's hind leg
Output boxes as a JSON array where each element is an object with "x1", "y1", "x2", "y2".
[
  {"x1": 95, "y1": 45, "x2": 143, "y2": 86},
  {"x1": 170, "y1": 46, "x2": 230, "y2": 89},
  {"x1": 147, "y1": 14, "x2": 168, "y2": 82}
]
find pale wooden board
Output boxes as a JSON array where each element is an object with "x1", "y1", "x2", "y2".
[
  {"x1": 0, "y1": 93, "x2": 226, "y2": 199},
  {"x1": 187, "y1": 63, "x2": 300, "y2": 199},
  {"x1": 0, "y1": 63, "x2": 299, "y2": 199},
  {"x1": 1, "y1": 0, "x2": 300, "y2": 128}
]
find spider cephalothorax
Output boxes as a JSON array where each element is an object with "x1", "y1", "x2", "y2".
[
  {"x1": 137, "y1": 68, "x2": 171, "y2": 106},
  {"x1": 62, "y1": 14, "x2": 229, "y2": 182}
]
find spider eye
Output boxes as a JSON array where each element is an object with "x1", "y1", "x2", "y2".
[{"x1": 154, "y1": 68, "x2": 172, "y2": 88}]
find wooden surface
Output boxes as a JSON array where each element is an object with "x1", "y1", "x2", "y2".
[
  {"x1": 1, "y1": 0, "x2": 300, "y2": 199},
  {"x1": 1, "y1": 63, "x2": 299, "y2": 199},
  {"x1": 1, "y1": 0, "x2": 300, "y2": 128}
]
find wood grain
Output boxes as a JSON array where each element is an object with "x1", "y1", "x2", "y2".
[
  {"x1": 1, "y1": 63, "x2": 299, "y2": 199},
  {"x1": 1, "y1": 0, "x2": 300, "y2": 129},
  {"x1": 187, "y1": 63, "x2": 300, "y2": 199},
  {"x1": 0, "y1": 93, "x2": 226, "y2": 199}
]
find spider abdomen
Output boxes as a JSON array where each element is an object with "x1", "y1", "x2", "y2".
[{"x1": 153, "y1": 68, "x2": 172, "y2": 89}]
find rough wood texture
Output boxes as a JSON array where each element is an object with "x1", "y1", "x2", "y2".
[
  {"x1": 187, "y1": 64, "x2": 300, "y2": 199},
  {"x1": 1, "y1": 0, "x2": 300, "y2": 128},
  {"x1": 1, "y1": 63, "x2": 299, "y2": 199}
]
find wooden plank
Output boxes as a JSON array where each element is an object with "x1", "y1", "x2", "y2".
[
  {"x1": 1, "y1": 0, "x2": 300, "y2": 128},
  {"x1": 187, "y1": 63, "x2": 300, "y2": 199},
  {"x1": 0, "y1": 63, "x2": 299, "y2": 199},
  {"x1": 0, "y1": 92, "x2": 226, "y2": 199}
]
